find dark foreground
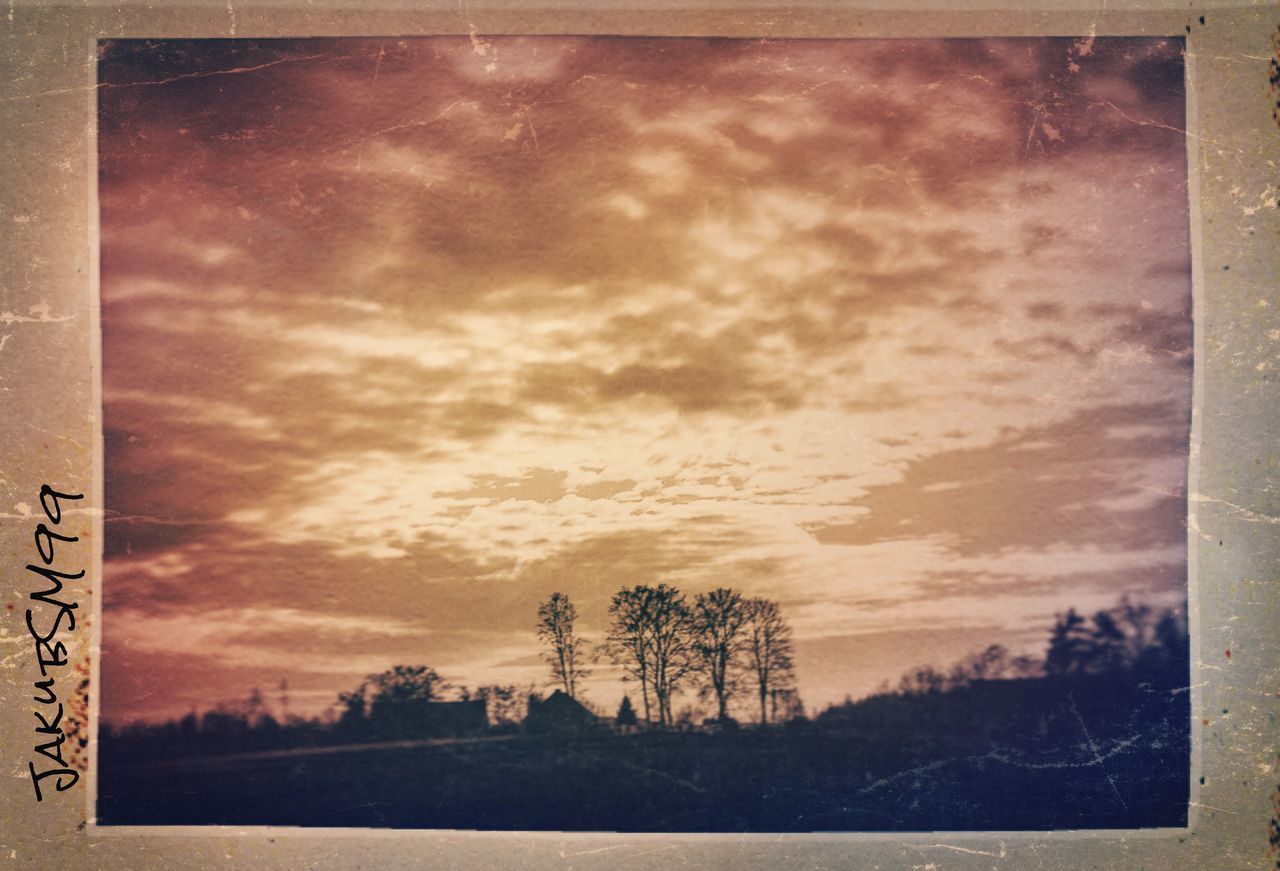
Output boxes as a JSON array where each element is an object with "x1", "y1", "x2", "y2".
[{"x1": 98, "y1": 676, "x2": 1188, "y2": 831}]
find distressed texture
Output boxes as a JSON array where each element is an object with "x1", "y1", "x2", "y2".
[{"x1": 0, "y1": 2, "x2": 1276, "y2": 869}]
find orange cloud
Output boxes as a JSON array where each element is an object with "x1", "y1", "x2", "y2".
[{"x1": 99, "y1": 36, "x2": 1190, "y2": 721}]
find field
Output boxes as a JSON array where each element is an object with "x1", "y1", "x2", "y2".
[{"x1": 97, "y1": 676, "x2": 1189, "y2": 832}]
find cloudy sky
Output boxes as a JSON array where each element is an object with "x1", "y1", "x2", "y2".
[{"x1": 98, "y1": 36, "x2": 1191, "y2": 724}]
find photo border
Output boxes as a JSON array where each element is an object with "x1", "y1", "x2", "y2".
[{"x1": 1, "y1": 2, "x2": 1277, "y2": 868}]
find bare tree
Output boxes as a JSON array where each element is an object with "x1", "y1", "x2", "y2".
[
  {"x1": 605, "y1": 584, "x2": 697, "y2": 726},
  {"x1": 537, "y1": 592, "x2": 590, "y2": 699},
  {"x1": 897, "y1": 663, "x2": 948, "y2": 696},
  {"x1": 645, "y1": 584, "x2": 695, "y2": 726},
  {"x1": 770, "y1": 687, "x2": 805, "y2": 722},
  {"x1": 691, "y1": 587, "x2": 749, "y2": 721},
  {"x1": 743, "y1": 598, "x2": 795, "y2": 724},
  {"x1": 1008, "y1": 653, "x2": 1044, "y2": 678},
  {"x1": 604, "y1": 586, "x2": 654, "y2": 723},
  {"x1": 947, "y1": 644, "x2": 1014, "y2": 688}
]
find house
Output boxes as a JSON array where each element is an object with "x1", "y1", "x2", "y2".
[
  {"x1": 360, "y1": 697, "x2": 487, "y2": 740},
  {"x1": 524, "y1": 690, "x2": 601, "y2": 733}
]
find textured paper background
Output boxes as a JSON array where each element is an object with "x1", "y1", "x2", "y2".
[{"x1": 1, "y1": 2, "x2": 1277, "y2": 868}]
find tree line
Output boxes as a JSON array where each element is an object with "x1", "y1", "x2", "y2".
[
  {"x1": 871, "y1": 594, "x2": 1188, "y2": 701},
  {"x1": 537, "y1": 585, "x2": 796, "y2": 727},
  {"x1": 101, "y1": 592, "x2": 1187, "y2": 763}
]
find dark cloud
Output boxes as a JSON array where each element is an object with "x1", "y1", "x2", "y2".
[
  {"x1": 439, "y1": 469, "x2": 568, "y2": 504},
  {"x1": 597, "y1": 361, "x2": 801, "y2": 414},
  {"x1": 1026, "y1": 302, "x2": 1064, "y2": 320},
  {"x1": 101, "y1": 508, "x2": 766, "y2": 648},
  {"x1": 573, "y1": 479, "x2": 638, "y2": 500},
  {"x1": 993, "y1": 334, "x2": 1093, "y2": 363},
  {"x1": 808, "y1": 401, "x2": 1189, "y2": 558},
  {"x1": 1093, "y1": 301, "x2": 1194, "y2": 364},
  {"x1": 99, "y1": 36, "x2": 1185, "y2": 307}
]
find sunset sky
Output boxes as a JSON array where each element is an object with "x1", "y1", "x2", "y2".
[{"x1": 98, "y1": 36, "x2": 1191, "y2": 724}]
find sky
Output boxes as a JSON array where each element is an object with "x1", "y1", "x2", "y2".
[{"x1": 97, "y1": 36, "x2": 1191, "y2": 724}]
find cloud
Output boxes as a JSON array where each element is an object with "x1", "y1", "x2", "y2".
[
  {"x1": 98, "y1": 36, "x2": 1191, "y2": 721},
  {"x1": 809, "y1": 401, "x2": 1189, "y2": 558}
]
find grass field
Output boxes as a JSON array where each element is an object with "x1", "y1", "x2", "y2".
[{"x1": 97, "y1": 676, "x2": 1188, "y2": 832}]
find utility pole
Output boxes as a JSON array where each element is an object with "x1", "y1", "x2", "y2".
[{"x1": 278, "y1": 678, "x2": 290, "y2": 724}]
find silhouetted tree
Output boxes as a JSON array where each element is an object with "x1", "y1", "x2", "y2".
[
  {"x1": 743, "y1": 598, "x2": 795, "y2": 724},
  {"x1": 1009, "y1": 654, "x2": 1044, "y2": 678},
  {"x1": 1045, "y1": 608, "x2": 1094, "y2": 676},
  {"x1": 368, "y1": 665, "x2": 446, "y2": 708},
  {"x1": 475, "y1": 684, "x2": 525, "y2": 727},
  {"x1": 1154, "y1": 609, "x2": 1188, "y2": 658},
  {"x1": 1137, "y1": 607, "x2": 1189, "y2": 683},
  {"x1": 1089, "y1": 609, "x2": 1129, "y2": 672},
  {"x1": 201, "y1": 706, "x2": 250, "y2": 745},
  {"x1": 615, "y1": 695, "x2": 637, "y2": 727},
  {"x1": 948, "y1": 644, "x2": 1014, "y2": 688},
  {"x1": 537, "y1": 592, "x2": 590, "y2": 700},
  {"x1": 364, "y1": 665, "x2": 449, "y2": 736},
  {"x1": 897, "y1": 664, "x2": 948, "y2": 696},
  {"x1": 691, "y1": 587, "x2": 749, "y2": 721},
  {"x1": 605, "y1": 584, "x2": 696, "y2": 726},
  {"x1": 337, "y1": 685, "x2": 367, "y2": 731},
  {"x1": 899, "y1": 644, "x2": 1040, "y2": 696},
  {"x1": 605, "y1": 586, "x2": 654, "y2": 723},
  {"x1": 770, "y1": 687, "x2": 805, "y2": 722},
  {"x1": 1045, "y1": 600, "x2": 1181, "y2": 678},
  {"x1": 674, "y1": 705, "x2": 698, "y2": 729},
  {"x1": 645, "y1": 584, "x2": 696, "y2": 726},
  {"x1": 1118, "y1": 595, "x2": 1155, "y2": 658}
]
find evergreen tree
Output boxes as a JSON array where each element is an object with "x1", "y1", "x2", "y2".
[
  {"x1": 1089, "y1": 609, "x2": 1129, "y2": 672},
  {"x1": 1045, "y1": 608, "x2": 1093, "y2": 676},
  {"x1": 615, "y1": 695, "x2": 638, "y2": 726}
]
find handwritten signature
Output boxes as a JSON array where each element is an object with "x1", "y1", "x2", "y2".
[{"x1": 26, "y1": 484, "x2": 84, "y2": 802}]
